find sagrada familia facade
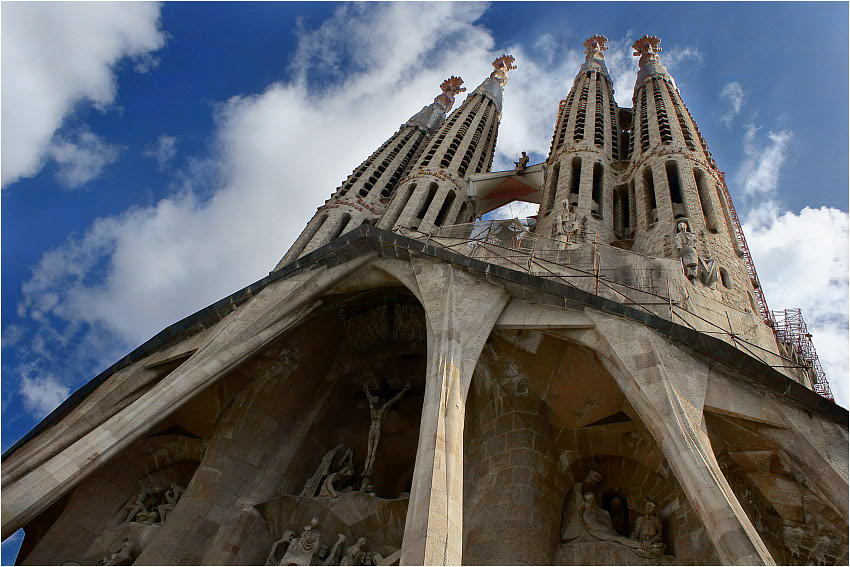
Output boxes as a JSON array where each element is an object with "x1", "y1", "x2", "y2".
[{"x1": 2, "y1": 36, "x2": 846, "y2": 566}]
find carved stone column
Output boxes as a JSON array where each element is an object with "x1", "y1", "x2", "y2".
[
  {"x1": 581, "y1": 312, "x2": 776, "y2": 566},
  {"x1": 395, "y1": 260, "x2": 510, "y2": 565}
]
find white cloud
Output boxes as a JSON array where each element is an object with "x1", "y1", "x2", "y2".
[
  {"x1": 13, "y1": 3, "x2": 532, "y2": 378},
  {"x1": 143, "y1": 135, "x2": 178, "y2": 170},
  {"x1": 19, "y1": 368, "x2": 70, "y2": 418},
  {"x1": 719, "y1": 81, "x2": 746, "y2": 126},
  {"x1": 45, "y1": 131, "x2": 124, "y2": 189},
  {"x1": 737, "y1": 125, "x2": 793, "y2": 198},
  {"x1": 660, "y1": 46, "x2": 703, "y2": 70},
  {"x1": 744, "y1": 207, "x2": 849, "y2": 407},
  {"x1": 1, "y1": 2, "x2": 165, "y2": 187},
  {"x1": 604, "y1": 34, "x2": 640, "y2": 108}
]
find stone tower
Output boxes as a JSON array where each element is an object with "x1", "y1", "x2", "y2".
[{"x1": 3, "y1": 40, "x2": 846, "y2": 567}]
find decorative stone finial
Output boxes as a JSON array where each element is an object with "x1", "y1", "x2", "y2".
[
  {"x1": 632, "y1": 35, "x2": 662, "y2": 68},
  {"x1": 583, "y1": 35, "x2": 608, "y2": 59},
  {"x1": 489, "y1": 54, "x2": 517, "y2": 86},
  {"x1": 440, "y1": 76, "x2": 466, "y2": 97}
]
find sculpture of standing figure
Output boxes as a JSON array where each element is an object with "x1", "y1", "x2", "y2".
[
  {"x1": 281, "y1": 519, "x2": 322, "y2": 566},
  {"x1": 362, "y1": 383, "x2": 410, "y2": 481},
  {"x1": 674, "y1": 221, "x2": 698, "y2": 280}
]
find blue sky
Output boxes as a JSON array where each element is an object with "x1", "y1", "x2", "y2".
[{"x1": 1, "y1": 1, "x2": 847, "y2": 559}]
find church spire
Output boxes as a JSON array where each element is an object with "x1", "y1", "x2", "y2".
[
  {"x1": 275, "y1": 77, "x2": 464, "y2": 268},
  {"x1": 536, "y1": 36, "x2": 620, "y2": 240},
  {"x1": 378, "y1": 56, "x2": 516, "y2": 232}
]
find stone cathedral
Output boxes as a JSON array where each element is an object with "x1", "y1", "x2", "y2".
[{"x1": 2, "y1": 36, "x2": 847, "y2": 566}]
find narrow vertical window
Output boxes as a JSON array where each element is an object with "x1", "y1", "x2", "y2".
[
  {"x1": 693, "y1": 168, "x2": 717, "y2": 231},
  {"x1": 417, "y1": 183, "x2": 439, "y2": 219},
  {"x1": 434, "y1": 190, "x2": 457, "y2": 227},
  {"x1": 569, "y1": 158, "x2": 581, "y2": 206},
  {"x1": 665, "y1": 160, "x2": 686, "y2": 219},
  {"x1": 545, "y1": 162, "x2": 560, "y2": 214},
  {"x1": 591, "y1": 162, "x2": 603, "y2": 217},
  {"x1": 642, "y1": 167, "x2": 657, "y2": 225}
]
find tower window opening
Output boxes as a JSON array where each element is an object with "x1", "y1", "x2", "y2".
[
  {"x1": 693, "y1": 168, "x2": 718, "y2": 231},
  {"x1": 545, "y1": 162, "x2": 560, "y2": 214},
  {"x1": 628, "y1": 180, "x2": 637, "y2": 235},
  {"x1": 591, "y1": 162, "x2": 603, "y2": 217},
  {"x1": 417, "y1": 182, "x2": 439, "y2": 220},
  {"x1": 594, "y1": 77, "x2": 605, "y2": 147},
  {"x1": 332, "y1": 213, "x2": 352, "y2": 241},
  {"x1": 569, "y1": 158, "x2": 581, "y2": 205},
  {"x1": 434, "y1": 190, "x2": 457, "y2": 227},
  {"x1": 719, "y1": 267, "x2": 732, "y2": 289},
  {"x1": 640, "y1": 88, "x2": 650, "y2": 152},
  {"x1": 613, "y1": 184, "x2": 630, "y2": 239},
  {"x1": 574, "y1": 84, "x2": 589, "y2": 141},
  {"x1": 384, "y1": 183, "x2": 416, "y2": 228},
  {"x1": 476, "y1": 117, "x2": 498, "y2": 174},
  {"x1": 665, "y1": 160, "x2": 687, "y2": 218},
  {"x1": 642, "y1": 167, "x2": 657, "y2": 225},
  {"x1": 607, "y1": 83, "x2": 619, "y2": 159}
]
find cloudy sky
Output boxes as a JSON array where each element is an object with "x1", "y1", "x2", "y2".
[{"x1": 1, "y1": 2, "x2": 847, "y2": 554}]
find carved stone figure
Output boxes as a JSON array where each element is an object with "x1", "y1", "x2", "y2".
[
  {"x1": 552, "y1": 201, "x2": 578, "y2": 245},
  {"x1": 122, "y1": 491, "x2": 150, "y2": 524},
  {"x1": 156, "y1": 481, "x2": 184, "y2": 523},
  {"x1": 323, "y1": 534, "x2": 346, "y2": 566},
  {"x1": 97, "y1": 538, "x2": 134, "y2": 566},
  {"x1": 674, "y1": 221, "x2": 698, "y2": 280},
  {"x1": 362, "y1": 383, "x2": 410, "y2": 481},
  {"x1": 281, "y1": 519, "x2": 321, "y2": 566},
  {"x1": 698, "y1": 257, "x2": 719, "y2": 287},
  {"x1": 301, "y1": 445, "x2": 353, "y2": 498},
  {"x1": 632, "y1": 498, "x2": 666, "y2": 557},
  {"x1": 514, "y1": 151, "x2": 529, "y2": 174},
  {"x1": 266, "y1": 530, "x2": 296, "y2": 566},
  {"x1": 340, "y1": 537, "x2": 367, "y2": 566},
  {"x1": 318, "y1": 466, "x2": 353, "y2": 499},
  {"x1": 577, "y1": 492, "x2": 666, "y2": 559},
  {"x1": 561, "y1": 470, "x2": 602, "y2": 542}
]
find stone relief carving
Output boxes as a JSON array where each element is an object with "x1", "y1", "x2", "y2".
[
  {"x1": 301, "y1": 445, "x2": 355, "y2": 498},
  {"x1": 362, "y1": 383, "x2": 410, "y2": 485},
  {"x1": 561, "y1": 472, "x2": 669, "y2": 559},
  {"x1": 268, "y1": 523, "x2": 385, "y2": 566},
  {"x1": 119, "y1": 483, "x2": 185, "y2": 526}
]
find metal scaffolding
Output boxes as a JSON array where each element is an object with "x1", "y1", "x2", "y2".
[
  {"x1": 393, "y1": 218, "x2": 834, "y2": 402},
  {"x1": 772, "y1": 309, "x2": 834, "y2": 400}
]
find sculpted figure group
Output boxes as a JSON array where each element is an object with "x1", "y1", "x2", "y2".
[
  {"x1": 561, "y1": 471, "x2": 667, "y2": 559},
  {"x1": 266, "y1": 519, "x2": 389, "y2": 566},
  {"x1": 120, "y1": 481, "x2": 184, "y2": 526},
  {"x1": 674, "y1": 221, "x2": 719, "y2": 287},
  {"x1": 302, "y1": 383, "x2": 410, "y2": 498}
]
